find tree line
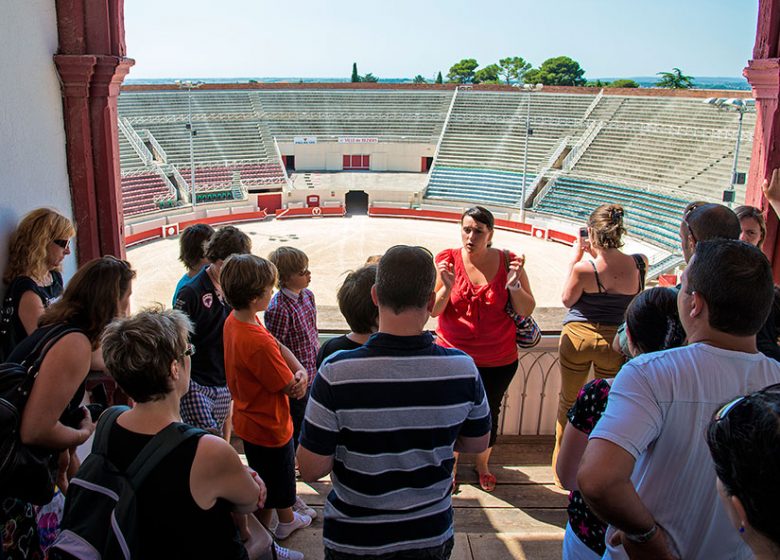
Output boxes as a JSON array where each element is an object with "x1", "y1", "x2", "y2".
[{"x1": 350, "y1": 60, "x2": 695, "y2": 89}]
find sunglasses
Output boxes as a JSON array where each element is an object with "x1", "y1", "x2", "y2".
[
  {"x1": 182, "y1": 343, "x2": 196, "y2": 359},
  {"x1": 52, "y1": 239, "x2": 71, "y2": 249},
  {"x1": 682, "y1": 203, "x2": 707, "y2": 244},
  {"x1": 713, "y1": 382, "x2": 780, "y2": 422}
]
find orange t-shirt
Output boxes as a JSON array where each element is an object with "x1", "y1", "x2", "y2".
[{"x1": 223, "y1": 312, "x2": 293, "y2": 447}]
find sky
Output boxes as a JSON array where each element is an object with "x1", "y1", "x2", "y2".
[{"x1": 124, "y1": 0, "x2": 760, "y2": 80}]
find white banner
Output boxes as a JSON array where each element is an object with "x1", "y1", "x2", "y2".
[
  {"x1": 338, "y1": 137, "x2": 378, "y2": 144},
  {"x1": 294, "y1": 136, "x2": 317, "y2": 144}
]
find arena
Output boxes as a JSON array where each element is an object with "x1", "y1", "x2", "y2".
[{"x1": 4, "y1": 1, "x2": 780, "y2": 559}]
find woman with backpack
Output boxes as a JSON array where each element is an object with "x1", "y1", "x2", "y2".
[
  {"x1": 0, "y1": 256, "x2": 135, "y2": 559},
  {"x1": 54, "y1": 307, "x2": 300, "y2": 560},
  {"x1": 1, "y1": 208, "x2": 75, "y2": 359}
]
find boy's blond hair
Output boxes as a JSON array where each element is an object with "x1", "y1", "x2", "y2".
[
  {"x1": 267, "y1": 246, "x2": 308, "y2": 288},
  {"x1": 221, "y1": 254, "x2": 277, "y2": 310}
]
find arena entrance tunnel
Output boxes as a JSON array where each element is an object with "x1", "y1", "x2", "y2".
[{"x1": 345, "y1": 190, "x2": 368, "y2": 215}]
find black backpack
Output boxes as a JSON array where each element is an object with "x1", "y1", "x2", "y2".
[
  {"x1": 0, "y1": 279, "x2": 21, "y2": 363},
  {"x1": 0, "y1": 323, "x2": 80, "y2": 504},
  {"x1": 50, "y1": 406, "x2": 205, "y2": 559}
]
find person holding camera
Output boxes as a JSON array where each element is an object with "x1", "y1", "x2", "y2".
[{"x1": 552, "y1": 204, "x2": 647, "y2": 483}]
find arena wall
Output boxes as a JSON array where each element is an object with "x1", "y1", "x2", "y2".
[
  {"x1": 279, "y1": 142, "x2": 434, "y2": 172},
  {"x1": 0, "y1": 0, "x2": 76, "y2": 280}
]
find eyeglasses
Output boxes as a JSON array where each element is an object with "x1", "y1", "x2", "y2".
[
  {"x1": 52, "y1": 239, "x2": 71, "y2": 249},
  {"x1": 182, "y1": 343, "x2": 196, "y2": 359},
  {"x1": 713, "y1": 382, "x2": 780, "y2": 422}
]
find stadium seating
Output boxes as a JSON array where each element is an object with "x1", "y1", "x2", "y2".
[
  {"x1": 534, "y1": 176, "x2": 688, "y2": 249},
  {"x1": 120, "y1": 172, "x2": 177, "y2": 217},
  {"x1": 425, "y1": 167, "x2": 532, "y2": 207}
]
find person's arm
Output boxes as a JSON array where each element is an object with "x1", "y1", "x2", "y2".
[
  {"x1": 431, "y1": 259, "x2": 455, "y2": 318},
  {"x1": 20, "y1": 332, "x2": 96, "y2": 449},
  {"x1": 455, "y1": 368, "x2": 491, "y2": 453},
  {"x1": 190, "y1": 435, "x2": 264, "y2": 513},
  {"x1": 762, "y1": 168, "x2": 780, "y2": 217},
  {"x1": 297, "y1": 446, "x2": 334, "y2": 482},
  {"x1": 264, "y1": 300, "x2": 290, "y2": 343},
  {"x1": 277, "y1": 342, "x2": 307, "y2": 398},
  {"x1": 561, "y1": 237, "x2": 591, "y2": 308},
  {"x1": 17, "y1": 290, "x2": 45, "y2": 336},
  {"x1": 578, "y1": 439, "x2": 678, "y2": 559},
  {"x1": 454, "y1": 432, "x2": 490, "y2": 453},
  {"x1": 506, "y1": 255, "x2": 535, "y2": 317},
  {"x1": 555, "y1": 425, "x2": 589, "y2": 491}
]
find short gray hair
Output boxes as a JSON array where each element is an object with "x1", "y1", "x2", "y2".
[{"x1": 101, "y1": 307, "x2": 193, "y2": 403}]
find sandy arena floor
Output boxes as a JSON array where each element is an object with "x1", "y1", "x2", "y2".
[{"x1": 127, "y1": 215, "x2": 573, "y2": 330}]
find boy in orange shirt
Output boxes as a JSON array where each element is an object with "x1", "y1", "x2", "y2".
[{"x1": 221, "y1": 254, "x2": 311, "y2": 542}]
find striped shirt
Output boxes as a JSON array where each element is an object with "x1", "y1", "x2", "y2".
[
  {"x1": 264, "y1": 288, "x2": 319, "y2": 384},
  {"x1": 300, "y1": 331, "x2": 490, "y2": 555}
]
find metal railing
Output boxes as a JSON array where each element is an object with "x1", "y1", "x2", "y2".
[
  {"x1": 424, "y1": 88, "x2": 460, "y2": 195},
  {"x1": 580, "y1": 88, "x2": 604, "y2": 123},
  {"x1": 142, "y1": 129, "x2": 169, "y2": 164},
  {"x1": 118, "y1": 118, "x2": 152, "y2": 165},
  {"x1": 563, "y1": 120, "x2": 604, "y2": 171}
]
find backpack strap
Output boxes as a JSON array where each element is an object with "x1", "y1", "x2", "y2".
[
  {"x1": 502, "y1": 249, "x2": 510, "y2": 272},
  {"x1": 91, "y1": 405, "x2": 131, "y2": 456},
  {"x1": 125, "y1": 422, "x2": 206, "y2": 488}
]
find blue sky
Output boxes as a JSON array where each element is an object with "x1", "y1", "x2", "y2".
[{"x1": 124, "y1": 0, "x2": 759, "y2": 80}]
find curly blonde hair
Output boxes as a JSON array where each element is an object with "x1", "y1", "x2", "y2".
[{"x1": 3, "y1": 208, "x2": 75, "y2": 284}]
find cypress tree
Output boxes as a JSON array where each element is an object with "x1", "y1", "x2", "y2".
[
  {"x1": 351, "y1": 63, "x2": 360, "y2": 83},
  {"x1": 435, "y1": 71, "x2": 443, "y2": 84}
]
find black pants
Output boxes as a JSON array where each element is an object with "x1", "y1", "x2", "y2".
[
  {"x1": 478, "y1": 360, "x2": 519, "y2": 447},
  {"x1": 289, "y1": 388, "x2": 310, "y2": 450}
]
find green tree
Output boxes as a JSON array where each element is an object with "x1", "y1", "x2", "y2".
[
  {"x1": 498, "y1": 56, "x2": 532, "y2": 84},
  {"x1": 524, "y1": 56, "x2": 586, "y2": 86},
  {"x1": 585, "y1": 79, "x2": 608, "y2": 87},
  {"x1": 362, "y1": 73, "x2": 378, "y2": 83},
  {"x1": 447, "y1": 59, "x2": 479, "y2": 83},
  {"x1": 655, "y1": 68, "x2": 694, "y2": 89},
  {"x1": 474, "y1": 64, "x2": 501, "y2": 84},
  {"x1": 413, "y1": 75, "x2": 427, "y2": 84},
  {"x1": 435, "y1": 71, "x2": 443, "y2": 84},
  {"x1": 351, "y1": 63, "x2": 360, "y2": 83},
  {"x1": 607, "y1": 79, "x2": 639, "y2": 88}
]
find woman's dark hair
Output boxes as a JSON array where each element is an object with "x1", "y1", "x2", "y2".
[
  {"x1": 40, "y1": 256, "x2": 136, "y2": 346},
  {"x1": 588, "y1": 204, "x2": 626, "y2": 249},
  {"x1": 625, "y1": 287, "x2": 685, "y2": 355},
  {"x1": 734, "y1": 205, "x2": 767, "y2": 250},
  {"x1": 178, "y1": 223, "x2": 215, "y2": 270},
  {"x1": 706, "y1": 390, "x2": 780, "y2": 546},
  {"x1": 461, "y1": 206, "x2": 494, "y2": 230}
]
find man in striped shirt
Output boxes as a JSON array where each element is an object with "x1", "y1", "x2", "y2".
[{"x1": 298, "y1": 245, "x2": 491, "y2": 559}]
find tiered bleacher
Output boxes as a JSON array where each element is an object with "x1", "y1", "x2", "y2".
[
  {"x1": 534, "y1": 176, "x2": 689, "y2": 249},
  {"x1": 425, "y1": 91, "x2": 596, "y2": 206},
  {"x1": 573, "y1": 96, "x2": 755, "y2": 201},
  {"x1": 255, "y1": 90, "x2": 452, "y2": 144},
  {"x1": 120, "y1": 171, "x2": 177, "y2": 217}
]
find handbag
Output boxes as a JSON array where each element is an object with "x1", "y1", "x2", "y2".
[
  {"x1": 0, "y1": 324, "x2": 79, "y2": 505},
  {"x1": 502, "y1": 250, "x2": 541, "y2": 349}
]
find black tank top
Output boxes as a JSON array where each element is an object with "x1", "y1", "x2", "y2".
[{"x1": 107, "y1": 422, "x2": 248, "y2": 559}]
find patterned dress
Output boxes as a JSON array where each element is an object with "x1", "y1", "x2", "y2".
[{"x1": 566, "y1": 378, "x2": 611, "y2": 556}]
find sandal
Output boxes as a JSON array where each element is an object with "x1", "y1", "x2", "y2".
[{"x1": 477, "y1": 471, "x2": 497, "y2": 492}]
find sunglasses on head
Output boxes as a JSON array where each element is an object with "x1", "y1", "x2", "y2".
[
  {"x1": 713, "y1": 382, "x2": 780, "y2": 422},
  {"x1": 182, "y1": 343, "x2": 196, "y2": 359},
  {"x1": 682, "y1": 203, "x2": 707, "y2": 244}
]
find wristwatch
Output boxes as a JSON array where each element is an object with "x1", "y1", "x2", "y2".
[{"x1": 624, "y1": 523, "x2": 658, "y2": 544}]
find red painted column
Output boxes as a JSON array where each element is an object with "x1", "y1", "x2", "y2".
[
  {"x1": 89, "y1": 56, "x2": 134, "y2": 258},
  {"x1": 744, "y1": 0, "x2": 780, "y2": 279},
  {"x1": 55, "y1": 0, "x2": 133, "y2": 263},
  {"x1": 54, "y1": 54, "x2": 101, "y2": 261}
]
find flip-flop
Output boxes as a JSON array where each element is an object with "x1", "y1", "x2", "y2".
[{"x1": 477, "y1": 471, "x2": 497, "y2": 492}]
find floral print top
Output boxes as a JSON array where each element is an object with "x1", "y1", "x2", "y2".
[{"x1": 566, "y1": 378, "x2": 612, "y2": 555}]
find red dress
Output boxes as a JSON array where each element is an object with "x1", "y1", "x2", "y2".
[{"x1": 435, "y1": 248, "x2": 518, "y2": 368}]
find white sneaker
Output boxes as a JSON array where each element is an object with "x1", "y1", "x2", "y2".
[
  {"x1": 293, "y1": 496, "x2": 317, "y2": 520},
  {"x1": 274, "y1": 511, "x2": 312, "y2": 540},
  {"x1": 274, "y1": 543, "x2": 304, "y2": 560}
]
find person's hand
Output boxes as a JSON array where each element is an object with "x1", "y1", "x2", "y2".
[
  {"x1": 610, "y1": 526, "x2": 679, "y2": 560},
  {"x1": 78, "y1": 406, "x2": 97, "y2": 440},
  {"x1": 290, "y1": 371, "x2": 307, "y2": 400},
  {"x1": 506, "y1": 255, "x2": 525, "y2": 289},
  {"x1": 762, "y1": 168, "x2": 780, "y2": 208},
  {"x1": 247, "y1": 468, "x2": 267, "y2": 510},
  {"x1": 437, "y1": 261, "x2": 455, "y2": 290}
]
